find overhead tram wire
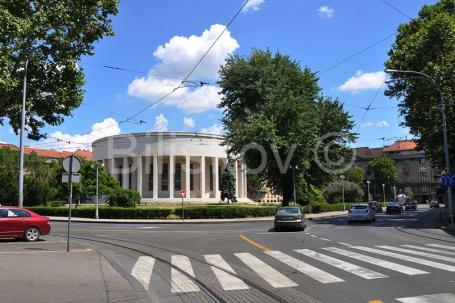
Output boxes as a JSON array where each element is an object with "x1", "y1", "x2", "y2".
[
  {"x1": 122, "y1": 0, "x2": 250, "y2": 124},
  {"x1": 379, "y1": 0, "x2": 415, "y2": 21}
]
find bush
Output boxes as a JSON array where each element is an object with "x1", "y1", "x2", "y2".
[
  {"x1": 108, "y1": 188, "x2": 140, "y2": 208},
  {"x1": 28, "y1": 206, "x2": 172, "y2": 219},
  {"x1": 323, "y1": 181, "x2": 364, "y2": 204},
  {"x1": 174, "y1": 206, "x2": 279, "y2": 219}
]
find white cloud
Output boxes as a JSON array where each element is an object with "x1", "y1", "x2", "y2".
[
  {"x1": 128, "y1": 24, "x2": 239, "y2": 113},
  {"x1": 45, "y1": 118, "x2": 121, "y2": 151},
  {"x1": 199, "y1": 124, "x2": 224, "y2": 135},
  {"x1": 338, "y1": 70, "x2": 386, "y2": 93},
  {"x1": 318, "y1": 6, "x2": 335, "y2": 18},
  {"x1": 154, "y1": 114, "x2": 168, "y2": 131},
  {"x1": 183, "y1": 117, "x2": 195, "y2": 128},
  {"x1": 360, "y1": 120, "x2": 390, "y2": 128},
  {"x1": 243, "y1": 0, "x2": 265, "y2": 12},
  {"x1": 361, "y1": 121, "x2": 374, "y2": 128},
  {"x1": 376, "y1": 120, "x2": 389, "y2": 127}
]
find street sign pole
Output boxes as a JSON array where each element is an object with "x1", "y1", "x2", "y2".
[
  {"x1": 95, "y1": 164, "x2": 99, "y2": 219},
  {"x1": 181, "y1": 190, "x2": 185, "y2": 222},
  {"x1": 66, "y1": 155, "x2": 73, "y2": 253}
]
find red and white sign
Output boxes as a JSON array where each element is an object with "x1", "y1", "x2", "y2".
[{"x1": 180, "y1": 190, "x2": 186, "y2": 198}]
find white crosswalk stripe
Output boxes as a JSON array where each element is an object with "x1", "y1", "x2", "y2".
[
  {"x1": 401, "y1": 244, "x2": 455, "y2": 256},
  {"x1": 322, "y1": 247, "x2": 427, "y2": 276},
  {"x1": 347, "y1": 245, "x2": 455, "y2": 272},
  {"x1": 377, "y1": 245, "x2": 455, "y2": 263},
  {"x1": 427, "y1": 244, "x2": 455, "y2": 251},
  {"x1": 171, "y1": 255, "x2": 200, "y2": 293},
  {"x1": 267, "y1": 250, "x2": 344, "y2": 284},
  {"x1": 396, "y1": 292, "x2": 455, "y2": 303},
  {"x1": 295, "y1": 249, "x2": 387, "y2": 279},
  {"x1": 204, "y1": 254, "x2": 249, "y2": 291},
  {"x1": 131, "y1": 256, "x2": 155, "y2": 290},
  {"x1": 235, "y1": 252, "x2": 298, "y2": 288}
]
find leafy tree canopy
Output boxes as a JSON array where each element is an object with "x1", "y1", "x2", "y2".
[
  {"x1": 218, "y1": 49, "x2": 355, "y2": 205},
  {"x1": 220, "y1": 167, "x2": 237, "y2": 203},
  {"x1": 0, "y1": 0, "x2": 119, "y2": 135},
  {"x1": 323, "y1": 180, "x2": 364, "y2": 204},
  {"x1": 367, "y1": 156, "x2": 399, "y2": 196},
  {"x1": 385, "y1": 0, "x2": 455, "y2": 167},
  {"x1": 343, "y1": 166, "x2": 364, "y2": 185}
]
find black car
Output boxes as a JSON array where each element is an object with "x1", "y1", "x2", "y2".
[
  {"x1": 386, "y1": 202, "x2": 403, "y2": 214},
  {"x1": 405, "y1": 201, "x2": 417, "y2": 211}
]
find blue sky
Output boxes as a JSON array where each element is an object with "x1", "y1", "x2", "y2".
[{"x1": 0, "y1": 0, "x2": 438, "y2": 151}]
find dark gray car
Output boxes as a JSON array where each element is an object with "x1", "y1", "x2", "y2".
[{"x1": 274, "y1": 207, "x2": 306, "y2": 231}]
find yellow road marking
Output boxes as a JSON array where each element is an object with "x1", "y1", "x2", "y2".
[
  {"x1": 369, "y1": 300, "x2": 384, "y2": 303},
  {"x1": 240, "y1": 234, "x2": 271, "y2": 252}
]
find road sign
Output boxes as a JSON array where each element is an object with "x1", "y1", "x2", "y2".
[
  {"x1": 180, "y1": 190, "x2": 186, "y2": 198},
  {"x1": 62, "y1": 172, "x2": 81, "y2": 183},
  {"x1": 442, "y1": 174, "x2": 455, "y2": 187},
  {"x1": 63, "y1": 155, "x2": 81, "y2": 173}
]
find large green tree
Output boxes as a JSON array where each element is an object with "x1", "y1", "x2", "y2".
[
  {"x1": 218, "y1": 49, "x2": 355, "y2": 205},
  {"x1": 367, "y1": 156, "x2": 399, "y2": 198},
  {"x1": 220, "y1": 167, "x2": 237, "y2": 203},
  {"x1": 384, "y1": 0, "x2": 455, "y2": 167},
  {"x1": 0, "y1": 0, "x2": 119, "y2": 135}
]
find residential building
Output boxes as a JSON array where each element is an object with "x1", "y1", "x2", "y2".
[{"x1": 0, "y1": 143, "x2": 92, "y2": 161}]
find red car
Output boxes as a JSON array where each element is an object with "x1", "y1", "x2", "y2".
[{"x1": 0, "y1": 206, "x2": 51, "y2": 241}]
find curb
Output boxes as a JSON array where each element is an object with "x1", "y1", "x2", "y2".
[{"x1": 49, "y1": 211, "x2": 348, "y2": 224}]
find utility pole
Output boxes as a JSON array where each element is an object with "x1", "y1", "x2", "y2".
[
  {"x1": 340, "y1": 175, "x2": 346, "y2": 211},
  {"x1": 18, "y1": 58, "x2": 29, "y2": 208},
  {"x1": 385, "y1": 69, "x2": 454, "y2": 228}
]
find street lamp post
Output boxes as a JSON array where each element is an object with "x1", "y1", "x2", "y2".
[
  {"x1": 95, "y1": 163, "x2": 99, "y2": 219},
  {"x1": 18, "y1": 58, "x2": 29, "y2": 208},
  {"x1": 385, "y1": 69, "x2": 454, "y2": 227},
  {"x1": 393, "y1": 185, "x2": 397, "y2": 201},
  {"x1": 340, "y1": 175, "x2": 346, "y2": 211},
  {"x1": 382, "y1": 184, "x2": 386, "y2": 208},
  {"x1": 367, "y1": 180, "x2": 371, "y2": 202}
]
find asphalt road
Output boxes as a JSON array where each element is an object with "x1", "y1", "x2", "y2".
[{"x1": 11, "y1": 205, "x2": 455, "y2": 303}]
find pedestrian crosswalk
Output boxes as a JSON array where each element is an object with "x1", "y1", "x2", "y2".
[{"x1": 129, "y1": 242, "x2": 455, "y2": 296}]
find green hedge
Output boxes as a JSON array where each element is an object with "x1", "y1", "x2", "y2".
[
  {"x1": 28, "y1": 206, "x2": 172, "y2": 219},
  {"x1": 174, "y1": 206, "x2": 279, "y2": 219},
  {"x1": 28, "y1": 203, "x2": 352, "y2": 220}
]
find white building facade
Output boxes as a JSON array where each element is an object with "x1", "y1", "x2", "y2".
[{"x1": 92, "y1": 132, "x2": 248, "y2": 203}]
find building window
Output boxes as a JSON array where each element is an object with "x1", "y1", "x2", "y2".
[
  {"x1": 162, "y1": 163, "x2": 169, "y2": 191},
  {"x1": 405, "y1": 177, "x2": 411, "y2": 183},
  {"x1": 421, "y1": 186, "x2": 427, "y2": 193},
  {"x1": 190, "y1": 164, "x2": 194, "y2": 191},
  {"x1": 175, "y1": 163, "x2": 182, "y2": 191},
  {"x1": 209, "y1": 165, "x2": 213, "y2": 191},
  {"x1": 148, "y1": 163, "x2": 154, "y2": 191},
  {"x1": 403, "y1": 167, "x2": 410, "y2": 176},
  {"x1": 218, "y1": 165, "x2": 222, "y2": 190}
]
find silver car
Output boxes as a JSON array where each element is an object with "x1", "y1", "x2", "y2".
[
  {"x1": 274, "y1": 207, "x2": 306, "y2": 231},
  {"x1": 348, "y1": 203, "x2": 376, "y2": 223}
]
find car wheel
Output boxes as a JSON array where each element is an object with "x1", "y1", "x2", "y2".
[{"x1": 24, "y1": 227, "x2": 40, "y2": 242}]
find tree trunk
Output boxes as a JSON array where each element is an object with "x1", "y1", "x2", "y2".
[{"x1": 282, "y1": 172, "x2": 294, "y2": 206}]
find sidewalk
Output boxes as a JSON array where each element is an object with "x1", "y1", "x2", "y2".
[
  {"x1": 0, "y1": 239, "x2": 144, "y2": 303},
  {"x1": 49, "y1": 210, "x2": 348, "y2": 224}
]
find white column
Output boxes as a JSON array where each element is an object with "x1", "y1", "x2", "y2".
[
  {"x1": 185, "y1": 155, "x2": 191, "y2": 199},
  {"x1": 122, "y1": 157, "x2": 129, "y2": 189},
  {"x1": 235, "y1": 160, "x2": 239, "y2": 198},
  {"x1": 153, "y1": 155, "x2": 158, "y2": 199},
  {"x1": 169, "y1": 155, "x2": 175, "y2": 199},
  {"x1": 200, "y1": 156, "x2": 206, "y2": 199},
  {"x1": 136, "y1": 156, "x2": 142, "y2": 196},
  {"x1": 214, "y1": 157, "x2": 220, "y2": 200}
]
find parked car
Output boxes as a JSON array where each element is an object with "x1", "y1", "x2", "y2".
[
  {"x1": 347, "y1": 204, "x2": 376, "y2": 223},
  {"x1": 430, "y1": 200, "x2": 440, "y2": 208},
  {"x1": 368, "y1": 201, "x2": 382, "y2": 213},
  {"x1": 405, "y1": 201, "x2": 417, "y2": 211},
  {"x1": 274, "y1": 207, "x2": 306, "y2": 231},
  {"x1": 0, "y1": 207, "x2": 50, "y2": 241},
  {"x1": 386, "y1": 202, "x2": 403, "y2": 214}
]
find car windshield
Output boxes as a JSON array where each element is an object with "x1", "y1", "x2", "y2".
[
  {"x1": 277, "y1": 208, "x2": 300, "y2": 215},
  {"x1": 388, "y1": 202, "x2": 399, "y2": 206},
  {"x1": 351, "y1": 205, "x2": 368, "y2": 209}
]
